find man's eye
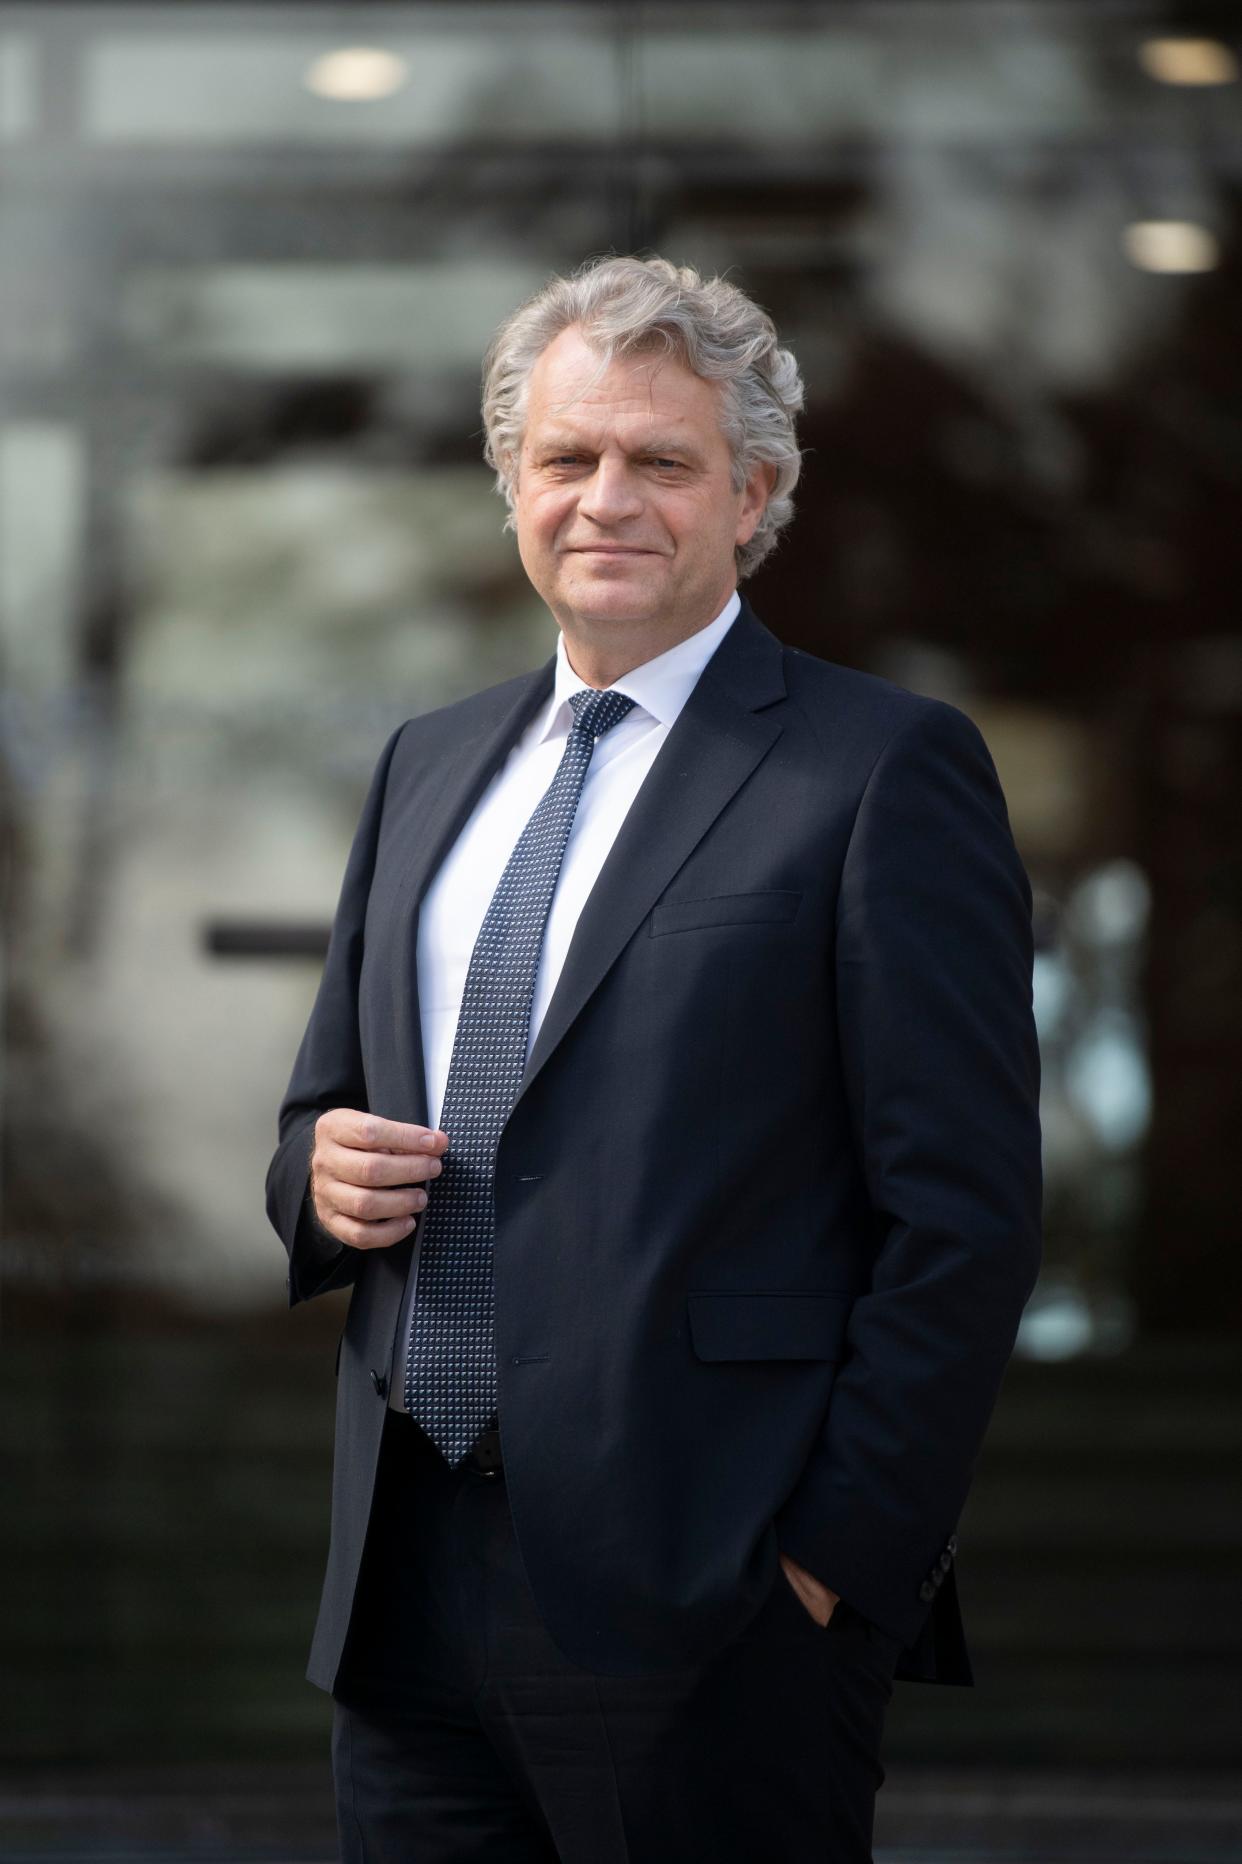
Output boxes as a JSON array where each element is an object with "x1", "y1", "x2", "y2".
[{"x1": 651, "y1": 457, "x2": 682, "y2": 470}]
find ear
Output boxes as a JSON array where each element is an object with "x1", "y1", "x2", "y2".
[{"x1": 735, "y1": 461, "x2": 777, "y2": 548}]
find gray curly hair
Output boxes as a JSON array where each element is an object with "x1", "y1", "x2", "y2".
[{"x1": 481, "y1": 255, "x2": 805, "y2": 579}]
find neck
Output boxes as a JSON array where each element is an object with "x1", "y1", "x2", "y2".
[{"x1": 556, "y1": 595, "x2": 736, "y2": 690}]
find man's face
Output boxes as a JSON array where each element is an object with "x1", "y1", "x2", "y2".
[{"x1": 511, "y1": 325, "x2": 772, "y2": 644}]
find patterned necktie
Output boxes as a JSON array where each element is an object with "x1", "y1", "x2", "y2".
[{"x1": 403, "y1": 685, "x2": 637, "y2": 1464}]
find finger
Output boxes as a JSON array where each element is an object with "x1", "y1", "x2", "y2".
[
  {"x1": 319, "y1": 1208, "x2": 421, "y2": 1252},
  {"x1": 326, "y1": 1180, "x2": 431, "y2": 1224},
  {"x1": 320, "y1": 1109, "x2": 448, "y2": 1155},
  {"x1": 318, "y1": 1137, "x2": 444, "y2": 1189}
]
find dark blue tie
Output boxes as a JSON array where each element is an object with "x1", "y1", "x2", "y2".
[{"x1": 403, "y1": 685, "x2": 637, "y2": 1464}]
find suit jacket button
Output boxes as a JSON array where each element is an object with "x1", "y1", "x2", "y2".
[
  {"x1": 370, "y1": 1369, "x2": 389, "y2": 1399},
  {"x1": 919, "y1": 1580, "x2": 936, "y2": 1602},
  {"x1": 939, "y1": 1551, "x2": 953, "y2": 1572},
  {"x1": 948, "y1": 1534, "x2": 959, "y2": 1555}
]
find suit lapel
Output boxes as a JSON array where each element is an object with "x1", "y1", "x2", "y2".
[
  {"x1": 388, "y1": 657, "x2": 555, "y2": 1124},
  {"x1": 516, "y1": 601, "x2": 786, "y2": 1109},
  {"x1": 404, "y1": 663, "x2": 556, "y2": 918}
]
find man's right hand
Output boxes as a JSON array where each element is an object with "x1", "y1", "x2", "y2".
[{"x1": 310, "y1": 1109, "x2": 448, "y2": 1251}]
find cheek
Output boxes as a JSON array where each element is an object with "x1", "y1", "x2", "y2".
[
  {"x1": 659, "y1": 491, "x2": 713, "y2": 546},
  {"x1": 670, "y1": 490, "x2": 737, "y2": 557},
  {"x1": 521, "y1": 491, "x2": 575, "y2": 556}
]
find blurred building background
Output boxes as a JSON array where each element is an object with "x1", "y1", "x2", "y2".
[{"x1": 1, "y1": 2, "x2": 1240, "y2": 1858}]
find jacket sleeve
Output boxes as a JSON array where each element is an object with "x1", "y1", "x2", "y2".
[
  {"x1": 264, "y1": 725, "x2": 404, "y2": 1307},
  {"x1": 773, "y1": 699, "x2": 1043, "y2": 1649}
]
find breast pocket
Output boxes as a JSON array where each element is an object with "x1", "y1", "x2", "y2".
[
  {"x1": 650, "y1": 890, "x2": 802, "y2": 937},
  {"x1": 687, "y1": 1291, "x2": 851, "y2": 1362}
]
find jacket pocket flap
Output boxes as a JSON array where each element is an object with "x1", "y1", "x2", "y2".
[
  {"x1": 650, "y1": 890, "x2": 802, "y2": 936},
  {"x1": 688, "y1": 1291, "x2": 851, "y2": 1361}
]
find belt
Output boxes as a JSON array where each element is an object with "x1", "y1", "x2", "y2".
[{"x1": 466, "y1": 1423, "x2": 504, "y2": 1479}]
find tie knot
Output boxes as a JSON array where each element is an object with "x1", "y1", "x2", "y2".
[{"x1": 568, "y1": 687, "x2": 637, "y2": 741}]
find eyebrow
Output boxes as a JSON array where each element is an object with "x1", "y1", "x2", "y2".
[{"x1": 533, "y1": 433, "x2": 705, "y2": 463}]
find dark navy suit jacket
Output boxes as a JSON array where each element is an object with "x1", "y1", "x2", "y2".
[{"x1": 266, "y1": 598, "x2": 1042, "y2": 1692}]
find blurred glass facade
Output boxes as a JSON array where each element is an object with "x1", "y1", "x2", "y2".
[{"x1": 2, "y1": 3, "x2": 1240, "y2": 1854}]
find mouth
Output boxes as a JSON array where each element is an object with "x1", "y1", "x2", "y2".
[{"x1": 568, "y1": 546, "x2": 656, "y2": 557}]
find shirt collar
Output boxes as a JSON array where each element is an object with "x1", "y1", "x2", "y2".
[{"x1": 538, "y1": 590, "x2": 741, "y2": 745}]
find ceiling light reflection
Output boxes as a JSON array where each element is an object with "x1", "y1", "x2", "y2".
[
  {"x1": 1123, "y1": 220, "x2": 1219, "y2": 274},
  {"x1": 1138, "y1": 37, "x2": 1239, "y2": 86},
  {"x1": 304, "y1": 46, "x2": 408, "y2": 102}
]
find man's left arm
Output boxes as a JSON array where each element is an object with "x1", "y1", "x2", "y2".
[{"x1": 774, "y1": 699, "x2": 1043, "y2": 1650}]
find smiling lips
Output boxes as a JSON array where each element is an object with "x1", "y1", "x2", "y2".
[{"x1": 568, "y1": 545, "x2": 657, "y2": 555}]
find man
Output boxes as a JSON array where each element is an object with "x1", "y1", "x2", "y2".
[{"x1": 266, "y1": 255, "x2": 1042, "y2": 1863}]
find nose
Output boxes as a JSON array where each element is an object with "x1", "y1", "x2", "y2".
[{"x1": 578, "y1": 457, "x2": 643, "y2": 526}]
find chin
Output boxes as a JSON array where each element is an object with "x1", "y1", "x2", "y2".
[{"x1": 559, "y1": 575, "x2": 662, "y2": 625}]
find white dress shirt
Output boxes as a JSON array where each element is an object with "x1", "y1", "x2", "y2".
[{"x1": 388, "y1": 588, "x2": 741, "y2": 1409}]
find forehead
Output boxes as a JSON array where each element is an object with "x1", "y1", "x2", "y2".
[{"x1": 523, "y1": 325, "x2": 726, "y2": 446}]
